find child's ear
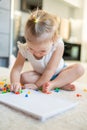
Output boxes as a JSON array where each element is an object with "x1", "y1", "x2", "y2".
[
  {"x1": 50, "y1": 38, "x2": 54, "y2": 43},
  {"x1": 52, "y1": 31, "x2": 59, "y2": 43}
]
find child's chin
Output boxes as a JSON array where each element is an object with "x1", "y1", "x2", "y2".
[{"x1": 33, "y1": 55, "x2": 43, "y2": 59}]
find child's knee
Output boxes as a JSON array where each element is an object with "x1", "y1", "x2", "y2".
[{"x1": 75, "y1": 64, "x2": 85, "y2": 76}]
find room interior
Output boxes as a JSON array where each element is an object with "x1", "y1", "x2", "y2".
[{"x1": 0, "y1": 0, "x2": 87, "y2": 130}]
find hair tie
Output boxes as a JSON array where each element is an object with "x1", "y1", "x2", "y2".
[{"x1": 34, "y1": 18, "x2": 39, "y2": 23}]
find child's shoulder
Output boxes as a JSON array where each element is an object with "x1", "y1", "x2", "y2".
[
  {"x1": 17, "y1": 41, "x2": 27, "y2": 50},
  {"x1": 17, "y1": 41, "x2": 28, "y2": 58},
  {"x1": 56, "y1": 37, "x2": 64, "y2": 44},
  {"x1": 54, "y1": 37, "x2": 64, "y2": 49}
]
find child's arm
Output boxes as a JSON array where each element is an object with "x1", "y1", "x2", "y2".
[
  {"x1": 10, "y1": 52, "x2": 25, "y2": 92},
  {"x1": 35, "y1": 42, "x2": 64, "y2": 87}
]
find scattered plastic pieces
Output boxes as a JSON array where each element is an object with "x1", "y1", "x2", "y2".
[
  {"x1": 15, "y1": 89, "x2": 23, "y2": 94},
  {"x1": 83, "y1": 88, "x2": 87, "y2": 92},
  {"x1": 76, "y1": 93, "x2": 82, "y2": 97},
  {"x1": 25, "y1": 94, "x2": 28, "y2": 97},
  {"x1": 28, "y1": 91, "x2": 31, "y2": 94},
  {"x1": 1, "y1": 84, "x2": 11, "y2": 94},
  {"x1": 54, "y1": 88, "x2": 60, "y2": 92}
]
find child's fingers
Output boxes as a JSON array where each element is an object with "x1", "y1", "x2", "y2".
[
  {"x1": 14, "y1": 85, "x2": 21, "y2": 93},
  {"x1": 10, "y1": 85, "x2": 14, "y2": 92},
  {"x1": 10, "y1": 83, "x2": 21, "y2": 93}
]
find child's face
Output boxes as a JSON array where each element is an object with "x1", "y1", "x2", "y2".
[{"x1": 27, "y1": 39, "x2": 53, "y2": 59}]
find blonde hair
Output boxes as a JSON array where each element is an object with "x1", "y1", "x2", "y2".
[{"x1": 25, "y1": 10, "x2": 60, "y2": 42}]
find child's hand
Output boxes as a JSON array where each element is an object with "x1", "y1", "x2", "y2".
[
  {"x1": 10, "y1": 82, "x2": 21, "y2": 93},
  {"x1": 42, "y1": 82, "x2": 52, "y2": 94}
]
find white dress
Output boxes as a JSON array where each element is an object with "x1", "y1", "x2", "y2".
[{"x1": 18, "y1": 38, "x2": 65, "y2": 75}]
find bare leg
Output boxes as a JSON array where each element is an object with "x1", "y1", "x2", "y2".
[
  {"x1": 20, "y1": 71, "x2": 41, "y2": 89},
  {"x1": 42, "y1": 64, "x2": 84, "y2": 93}
]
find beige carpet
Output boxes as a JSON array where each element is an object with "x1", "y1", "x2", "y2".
[{"x1": 0, "y1": 61, "x2": 87, "y2": 130}]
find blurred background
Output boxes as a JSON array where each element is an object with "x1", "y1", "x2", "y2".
[{"x1": 0, "y1": 0, "x2": 87, "y2": 67}]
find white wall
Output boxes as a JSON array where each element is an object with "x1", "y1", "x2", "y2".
[
  {"x1": 81, "y1": 0, "x2": 87, "y2": 61},
  {"x1": 43, "y1": 0, "x2": 73, "y2": 18},
  {"x1": 13, "y1": 0, "x2": 83, "y2": 36},
  {"x1": 82, "y1": 0, "x2": 87, "y2": 42}
]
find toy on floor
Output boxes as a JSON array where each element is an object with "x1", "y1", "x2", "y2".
[
  {"x1": 0, "y1": 83, "x2": 11, "y2": 94},
  {"x1": 15, "y1": 90, "x2": 23, "y2": 94},
  {"x1": 0, "y1": 81, "x2": 5, "y2": 90},
  {"x1": 0, "y1": 88, "x2": 78, "y2": 121},
  {"x1": 0, "y1": 81, "x2": 33, "y2": 95},
  {"x1": 0, "y1": 80, "x2": 24, "y2": 94},
  {"x1": 76, "y1": 93, "x2": 82, "y2": 97},
  {"x1": 54, "y1": 87, "x2": 60, "y2": 92},
  {"x1": 0, "y1": 80, "x2": 60, "y2": 95},
  {"x1": 83, "y1": 88, "x2": 87, "y2": 92}
]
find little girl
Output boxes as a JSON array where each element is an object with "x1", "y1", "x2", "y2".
[{"x1": 10, "y1": 10, "x2": 84, "y2": 93}]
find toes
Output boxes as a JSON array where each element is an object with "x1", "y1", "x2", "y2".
[{"x1": 70, "y1": 85, "x2": 76, "y2": 90}]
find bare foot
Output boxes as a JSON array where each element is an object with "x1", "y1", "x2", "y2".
[
  {"x1": 42, "y1": 82, "x2": 52, "y2": 94},
  {"x1": 61, "y1": 84, "x2": 76, "y2": 91},
  {"x1": 42, "y1": 82, "x2": 76, "y2": 93},
  {"x1": 24, "y1": 83, "x2": 38, "y2": 90}
]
